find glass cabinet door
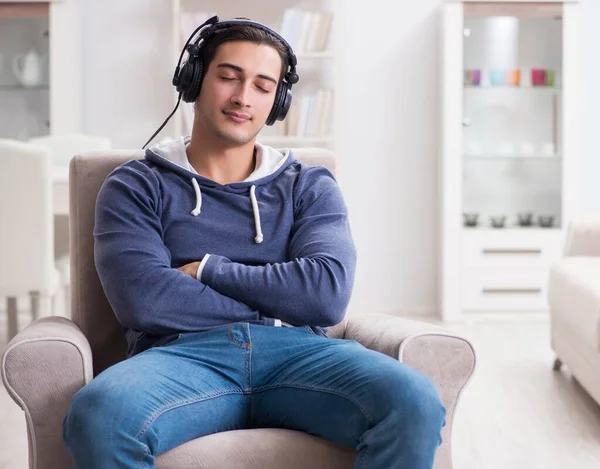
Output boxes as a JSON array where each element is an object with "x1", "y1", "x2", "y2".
[
  {"x1": 461, "y1": 3, "x2": 563, "y2": 230},
  {"x1": 0, "y1": 3, "x2": 50, "y2": 140}
]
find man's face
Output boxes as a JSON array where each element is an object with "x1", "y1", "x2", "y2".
[{"x1": 194, "y1": 41, "x2": 282, "y2": 145}]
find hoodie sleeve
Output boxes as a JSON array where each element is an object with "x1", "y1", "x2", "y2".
[
  {"x1": 94, "y1": 162, "x2": 261, "y2": 336},
  {"x1": 199, "y1": 166, "x2": 357, "y2": 327}
]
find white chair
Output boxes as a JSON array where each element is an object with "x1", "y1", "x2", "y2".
[
  {"x1": 26, "y1": 134, "x2": 112, "y2": 319},
  {"x1": 28, "y1": 133, "x2": 112, "y2": 167},
  {"x1": 0, "y1": 140, "x2": 66, "y2": 341}
]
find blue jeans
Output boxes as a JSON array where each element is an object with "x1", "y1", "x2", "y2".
[{"x1": 63, "y1": 323, "x2": 446, "y2": 468}]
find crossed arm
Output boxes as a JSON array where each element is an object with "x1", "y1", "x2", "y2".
[{"x1": 94, "y1": 162, "x2": 356, "y2": 336}]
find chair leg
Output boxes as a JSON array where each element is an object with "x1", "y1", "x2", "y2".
[
  {"x1": 6, "y1": 297, "x2": 18, "y2": 341},
  {"x1": 552, "y1": 357, "x2": 563, "y2": 371}
]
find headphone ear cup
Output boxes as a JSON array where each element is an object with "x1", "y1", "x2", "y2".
[
  {"x1": 277, "y1": 86, "x2": 293, "y2": 121},
  {"x1": 182, "y1": 59, "x2": 204, "y2": 103},
  {"x1": 176, "y1": 61, "x2": 193, "y2": 95},
  {"x1": 266, "y1": 83, "x2": 291, "y2": 126}
]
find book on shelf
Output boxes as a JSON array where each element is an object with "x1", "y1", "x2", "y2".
[
  {"x1": 279, "y1": 8, "x2": 333, "y2": 54},
  {"x1": 278, "y1": 89, "x2": 333, "y2": 137}
]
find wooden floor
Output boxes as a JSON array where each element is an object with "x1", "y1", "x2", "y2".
[
  {"x1": 0, "y1": 317, "x2": 599, "y2": 468},
  {"x1": 449, "y1": 320, "x2": 600, "y2": 469}
]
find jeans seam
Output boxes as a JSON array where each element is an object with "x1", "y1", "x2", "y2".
[
  {"x1": 253, "y1": 382, "x2": 375, "y2": 426},
  {"x1": 135, "y1": 389, "x2": 245, "y2": 442},
  {"x1": 357, "y1": 446, "x2": 370, "y2": 469},
  {"x1": 246, "y1": 323, "x2": 253, "y2": 423},
  {"x1": 246, "y1": 323, "x2": 252, "y2": 391},
  {"x1": 228, "y1": 328, "x2": 245, "y2": 347}
]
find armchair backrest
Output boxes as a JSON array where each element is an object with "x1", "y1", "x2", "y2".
[{"x1": 69, "y1": 147, "x2": 338, "y2": 375}]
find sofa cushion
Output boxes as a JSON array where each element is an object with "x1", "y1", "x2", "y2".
[
  {"x1": 548, "y1": 257, "x2": 600, "y2": 350},
  {"x1": 156, "y1": 428, "x2": 356, "y2": 469}
]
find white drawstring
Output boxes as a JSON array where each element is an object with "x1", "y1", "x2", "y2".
[
  {"x1": 250, "y1": 185, "x2": 263, "y2": 244},
  {"x1": 191, "y1": 178, "x2": 202, "y2": 216},
  {"x1": 191, "y1": 179, "x2": 263, "y2": 244}
]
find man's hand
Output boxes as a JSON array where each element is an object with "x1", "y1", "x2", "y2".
[{"x1": 177, "y1": 261, "x2": 201, "y2": 279}]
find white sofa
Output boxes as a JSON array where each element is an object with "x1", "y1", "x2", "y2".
[{"x1": 548, "y1": 217, "x2": 600, "y2": 405}]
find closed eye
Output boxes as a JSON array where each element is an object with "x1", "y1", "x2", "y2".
[{"x1": 220, "y1": 75, "x2": 270, "y2": 93}]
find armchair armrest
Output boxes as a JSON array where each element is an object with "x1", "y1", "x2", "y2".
[
  {"x1": 1, "y1": 317, "x2": 93, "y2": 469},
  {"x1": 343, "y1": 313, "x2": 476, "y2": 469},
  {"x1": 564, "y1": 217, "x2": 600, "y2": 257}
]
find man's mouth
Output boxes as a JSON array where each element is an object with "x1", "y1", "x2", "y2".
[{"x1": 223, "y1": 111, "x2": 251, "y2": 123}]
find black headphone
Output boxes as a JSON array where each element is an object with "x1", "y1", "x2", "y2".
[{"x1": 143, "y1": 15, "x2": 299, "y2": 149}]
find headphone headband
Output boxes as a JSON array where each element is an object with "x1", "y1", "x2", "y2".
[
  {"x1": 178, "y1": 16, "x2": 298, "y2": 87},
  {"x1": 198, "y1": 18, "x2": 298, "y2": 71}
]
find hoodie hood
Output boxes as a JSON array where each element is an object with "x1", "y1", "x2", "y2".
[
  {"x1": 145, "y1": 137, "x2": 293, "y2": 244},
  {"x1": 147, "y1": 136, "x2": 290, "y2": 184}
]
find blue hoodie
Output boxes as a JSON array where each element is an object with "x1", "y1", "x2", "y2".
[{"x1": 94, "y1": 137, "x2": 357, "y2": 357}]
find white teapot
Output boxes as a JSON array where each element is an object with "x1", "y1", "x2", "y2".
[{"x1": 12, "y1": 49, "x2": 47, "y2": 88}]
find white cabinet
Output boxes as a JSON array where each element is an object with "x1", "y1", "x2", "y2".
[
  {"x1": 0, "y1": 0, "x2": 82, "y2": 139},
  {"x1": 439, "y1": 0, "x2": 582, "y2": 320},
  {"x1": 461, "y1": 229, "x2": 562, "y2": 312},
  {"x1": 168, "y1": 0, "x2": 337, "y2": 152}
]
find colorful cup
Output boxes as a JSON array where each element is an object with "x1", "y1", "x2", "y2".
[
  {"x1": 464, "y1": 69, "x2": 471, "y2": 86},
  {"x1": 490, "y1": 69, "x2": 505, "y2": 86},
  {"x1": 531, "y1": 68, "x2": 546, "y2": 86},
  {"x1": 464, "y1": 69, "x2": 481, "y2": 86},
  {"x1": 507, "y1": 69, "x2": 520, "y2": 86}
]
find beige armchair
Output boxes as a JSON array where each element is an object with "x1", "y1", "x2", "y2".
[
  {"x1": 548, "y1": 217, "x2": 600, "y2": 406},
  {"x1": 2, "y1": 148, "x2": 476, "y2": 469}
]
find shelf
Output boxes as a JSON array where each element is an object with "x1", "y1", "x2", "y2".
[
  {"x1": 462, "y1": 226, "x2": 561, "y2": 232},
  {"x1": 258, "y1": 135, "x2": 334, "y2": 145},
  {"x1": 0, "y1": 85, "x2": 49, "y2": 91},
  {"x1": 464, "y1": 154, "x2": 561, "y2": 160},
  {"x1": 464, "y1": 85, "x2": 560, "y2": 90}
]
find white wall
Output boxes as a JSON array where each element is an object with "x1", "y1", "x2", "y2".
[
  {"x1": 334, "y1": 0, "x2": 441, "y2": 315},
  {"x1": 81, "y1": 0, "x2": 600, "y2": 318},
  {"x1": 82, "y1": 0, "x2": 174, "y2": 148},
  {"x1": 581, "y1": 0, "x2": 600, "y2": 215}
]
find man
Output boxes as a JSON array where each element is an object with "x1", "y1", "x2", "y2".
[{"x1": 62, "y1": 18, "x2": 445, "y2": 469}]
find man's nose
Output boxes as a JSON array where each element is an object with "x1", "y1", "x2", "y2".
[{"x1": 231, "y1": 82, "x2": 251, "y2": 107}]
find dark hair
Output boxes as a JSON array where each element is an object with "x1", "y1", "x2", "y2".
[{"x1": 200, "y1": 25, "x2": 290, "y2": 81}]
